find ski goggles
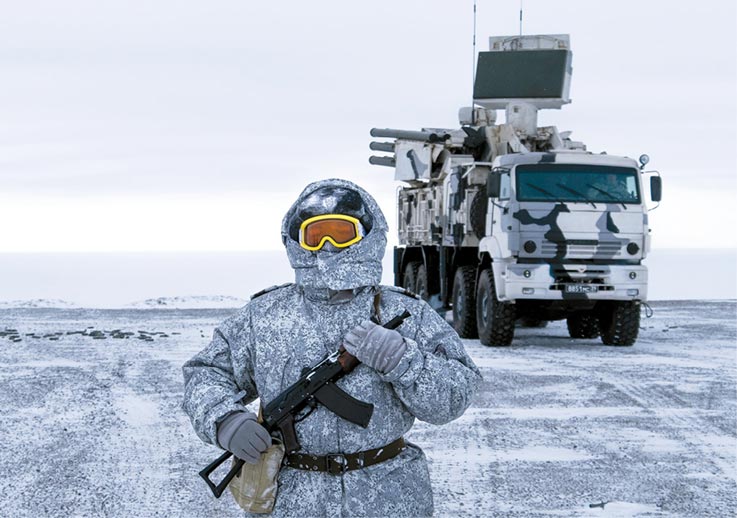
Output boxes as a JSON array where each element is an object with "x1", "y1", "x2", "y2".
[{"x1": 299, "y1": 214, "x2": 364, "y2": 251}]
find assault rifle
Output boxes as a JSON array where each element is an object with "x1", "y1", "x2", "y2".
[{"x1": 199, "y1": 310, "x2": 411, "y2": 497}]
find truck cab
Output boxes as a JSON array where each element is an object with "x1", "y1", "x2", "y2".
[
  {"x1": 483, "y1": 151, "x2": 649, "y2": 303},
  {"x1": 473, "y1": 151, "x2": 655, "y2": 345}
]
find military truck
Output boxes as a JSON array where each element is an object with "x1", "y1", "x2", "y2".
[{"x1": 369, "y1": 34, "x2": 662, "y2": 346}]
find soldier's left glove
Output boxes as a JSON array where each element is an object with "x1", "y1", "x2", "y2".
[{"x1": 343, "y1": 320, "x2": 407, "y2": 374}]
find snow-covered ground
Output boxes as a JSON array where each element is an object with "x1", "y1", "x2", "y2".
[
  {"x1": 0, "y1": 300, "x2": 735, "y2": 517},
  {"x1": 126, "y1": 295, "x2": 248, "y2": 309}
]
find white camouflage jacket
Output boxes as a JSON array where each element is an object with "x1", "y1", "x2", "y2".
[{"x1": 182, "y1": 179, "x2": 481, "y2": 517}]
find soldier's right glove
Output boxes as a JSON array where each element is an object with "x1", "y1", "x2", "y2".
[
  {"x1": 216, "y1": 411, "x2": 272, "y2": 464},
  {"x1": 343, "y1": 319, "x2": 407, "y2": 374}
]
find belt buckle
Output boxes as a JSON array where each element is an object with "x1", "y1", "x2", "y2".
[{"x1": 326, "y1": 453, "x2": 346, "y2": 475}]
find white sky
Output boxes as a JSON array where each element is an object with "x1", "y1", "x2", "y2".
[{"x1": 1, "y1": 0, "x2": 735, "y2": 252}]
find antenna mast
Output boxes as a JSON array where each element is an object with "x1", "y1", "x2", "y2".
[
  {"x1": 471, "y1": 0, "x2": 477, "y2": 124},
  {"x1": 519, "y1": 0, "x2": 523, "y2": 36}
]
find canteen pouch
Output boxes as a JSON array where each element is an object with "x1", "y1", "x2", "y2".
[{"x1": 228, "y1": 440, "x2": 285, "y2": 514}]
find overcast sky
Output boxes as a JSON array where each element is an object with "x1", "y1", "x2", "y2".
[{"x1": 1, "y1": 0, "x2": 735, "y2": 252}]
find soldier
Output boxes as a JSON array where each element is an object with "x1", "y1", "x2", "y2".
[{"x1": 182, "y1": 178, "x2": 481, "y2": 517}]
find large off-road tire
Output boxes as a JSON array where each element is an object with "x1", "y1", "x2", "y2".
[
  {"x1": 452, "y1": 266, "x2": 478, "y2": 338},
  {"x1": 415, "y1": 264, "x2": 430, "y2": 301},
  {"x1": 566, "y1": 311, "x2": 600, "y2": 339},
  {"x1": 402, "y1": 261, "x2": 420, "y2": 293},
  {"x1": 599, "y1": 301, "x2": 640, "y2": 346},
  {"x1": 476, "y1": 269, "x2": 516, "y2": 346}
]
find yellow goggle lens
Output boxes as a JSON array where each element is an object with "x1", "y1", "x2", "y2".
[{"x1": 299, "y1": 214, "x2": 363, "y2": 251}]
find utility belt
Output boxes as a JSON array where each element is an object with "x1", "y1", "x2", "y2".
[{"x1": 284, "y1": 437, "x2": 406, "y2": 475}]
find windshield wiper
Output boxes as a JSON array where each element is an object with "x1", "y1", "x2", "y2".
[
  {"x1": 524, "y1": 183, "x2": 566, "y2": 204},
  {"x1": 556, "y1": 183, "x2": 597, "y2": 208},
  {"x1": 586, "y1": 184, "x2": 627, "y2": 210}
]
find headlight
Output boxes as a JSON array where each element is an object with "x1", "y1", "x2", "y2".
[
  {"x1": 523, "y1": 240, "x2": 536, "y2": 253},
  {"x1": 627, "y1": 242, "x2": 640, "y2": 255}
]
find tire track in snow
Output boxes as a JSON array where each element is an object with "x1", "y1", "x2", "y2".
[{"x1": 604, "y1": 376, "x2": 736, "y2": 483}]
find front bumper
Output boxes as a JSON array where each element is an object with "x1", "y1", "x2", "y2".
[{"x1": 496, "y1": 262, "x2": 648, "y2": 302}]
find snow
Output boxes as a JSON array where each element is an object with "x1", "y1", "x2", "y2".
[
  {"x1": 126, "y1": 295, "x2": 247, "y2": 309},
  {"x1": 0, "y1": 298, "x2": 79, "y2": 308},
  {"x1": 113, "y1": 391, "x2": 160, "y2": 428},
  {"x1": 0, "y1": 300, "x2": 735, "y2": 517},
  {"x1": 492, "y1": 446, "x2": 594, "y2": 463}
]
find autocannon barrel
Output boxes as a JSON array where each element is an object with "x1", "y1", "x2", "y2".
[
  {"x1": 369, "y1": 141, "x2": 395, "y2": 152},
  {"x1": 370, "y1": 128, "x2": 450, "y2": 143},
  {"x1": 369, "y1": 156, "x2": 396, "y2": 167}
]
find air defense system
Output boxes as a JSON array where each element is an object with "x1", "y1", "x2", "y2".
[{"x1": 369, "y1": 34, "x2": 662, "y2": 347}]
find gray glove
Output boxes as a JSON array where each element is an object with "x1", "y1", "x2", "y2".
[
  {"x1": 216, "y1": 411, "x2": 272, "y2": 464},
  {"x1": 343, "y1": 320, "x2": 407, "y2": 374}
]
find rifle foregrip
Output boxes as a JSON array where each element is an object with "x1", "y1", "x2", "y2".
[{"x1": 337, "y1": 349, "x2": 360, "y2": 372}]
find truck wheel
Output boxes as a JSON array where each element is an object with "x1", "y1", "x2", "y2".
[
  {"x1": 415, "y1": 264, "x2": 430, "y2": 301},
  {"x1": 402, "y1": 262, "x2": 420, "y2": 293},
  {"x1": 452, "y1": 266, "x2": 478, "y2": 338},
  {"x1": 566, "y1": 312, "x2": 599, "y2": 338},
  {"x1": 599, "y1": 301, "x2": 640, "y2": 346},
  {"x1": 476, "y1": 269, "x2": 515, "y2": 346}
]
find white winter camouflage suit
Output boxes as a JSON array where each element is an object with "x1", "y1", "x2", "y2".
[{"x1": 182, "y1": 178, "x2": 482, "y2": 517}]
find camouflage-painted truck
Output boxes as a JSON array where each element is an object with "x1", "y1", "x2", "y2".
[{"x1": 369, "y1": 34, "x2": 662, "y2": 346}]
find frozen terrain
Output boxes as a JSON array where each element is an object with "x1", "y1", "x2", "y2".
[{"x1": 0, "y1": 300, "x2": 734, "y2": 517}]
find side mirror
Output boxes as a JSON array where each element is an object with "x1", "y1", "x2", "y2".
[
  {"x1": 487, "y1": 173, "x2": 501, "y2": 198},
  {"x1": 650, "y1": 176, "x2": 662, "y2": 202}
]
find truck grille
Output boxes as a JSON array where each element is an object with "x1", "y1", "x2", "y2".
[{"x1": 541, "y1": 240, "x2": 622, "y2": 257}]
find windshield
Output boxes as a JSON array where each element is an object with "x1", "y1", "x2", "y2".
[{"x1": 515, "y1": 164, "x2": 641, "y2": 204}]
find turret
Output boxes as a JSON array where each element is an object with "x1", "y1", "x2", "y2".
[{"x1": 369, "y1": 34, "x2": 584, "y2": 184}]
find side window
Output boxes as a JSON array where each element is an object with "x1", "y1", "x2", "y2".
[{"x1": 499, "y1": 173, "x2": 511, "y2": 200}]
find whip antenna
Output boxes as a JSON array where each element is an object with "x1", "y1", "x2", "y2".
[
  {"x1": 519, "y1": 0, "x2": 523, "y2": 36},
  {"x1": 471, "y1": 0, "x2": 477, "y2": 124}
]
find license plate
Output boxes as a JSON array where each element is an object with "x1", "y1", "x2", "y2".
[{"x1": 565, "y1": 284, "x2": 599, "y2": 294}]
